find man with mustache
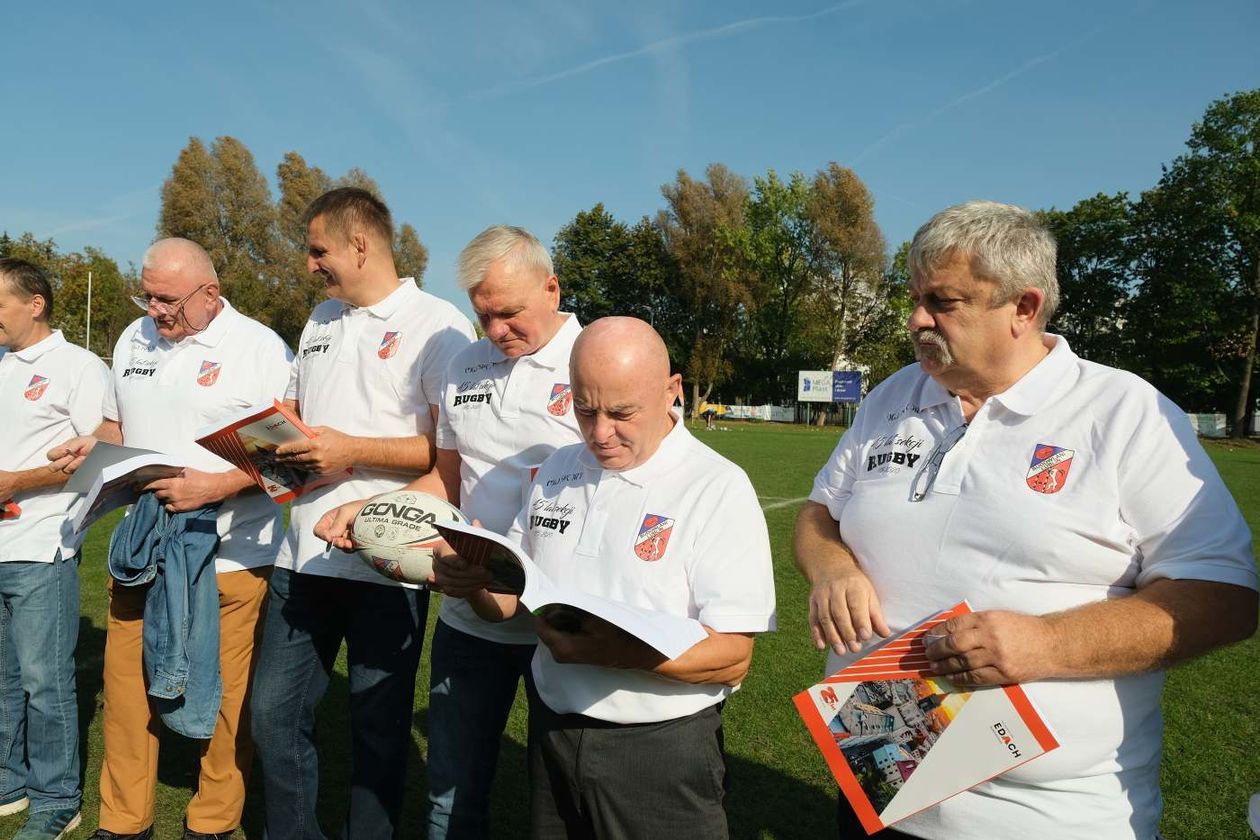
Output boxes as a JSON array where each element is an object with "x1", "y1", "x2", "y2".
[
  {"x1": 53, "y1": 238, "x2": 292, "y2": 840},
  {"x1": 250, "y1": 188, "x2": 473, "y2": 840},
  {"x1": 795, "y1": 201, "x2": 1257, "y2": 839}
]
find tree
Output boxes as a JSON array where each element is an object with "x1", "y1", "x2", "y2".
[
  {"x1": 1039, "y1": 193, "x2": 1135, "y2": 368},
  {"x1": 658, "y1": 164, "x2": 752, "y2": 412},
  {"x1": 393, "y1": 223, "x2": 429, "y2": 285}
]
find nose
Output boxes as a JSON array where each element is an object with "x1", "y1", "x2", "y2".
[
  {"x1": 307, "y1": 255, "x2": 320, "y2": 274},
  {"x1": 907, "y1": 302, "x2": 933, "y2": 332},
  {"x1": 590, "y1": 413, "x2": 616, "y2": 443},
  {"x1": 487, "y1": 319, "x2": 511, "y2": 341}
]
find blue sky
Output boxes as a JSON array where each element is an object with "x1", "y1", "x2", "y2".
[{"x1": 2, "y1": 0, "x2": 1256, "y2": 317}]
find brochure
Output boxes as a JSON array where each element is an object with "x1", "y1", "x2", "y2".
[
  {"x1": 433, "y1": 520, "x2": 708, "y2": 660},
  {"x1": 195, "y1": 400, "x2": 350, "y2": 504},
  {"x1": 1, "y1": 500, "x2": 19, "y2": 520},
  {"x1": 68, "y1": 443, "x2": 185, "y2": 533},
  {"x1": 793, "y1": 601, "x2": 1059, "y2": 834}
]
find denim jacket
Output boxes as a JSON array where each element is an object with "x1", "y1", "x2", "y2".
[{"x1": 107, "y1": 492, "x2": 222, "y2": 739}]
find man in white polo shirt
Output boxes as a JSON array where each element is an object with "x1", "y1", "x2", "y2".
[
  {"x1": 0, "y1": 258, "x2": 108, "y2": 840},
  {"x1": 249, "y1": 188, "x2": 473, "y2": 840},
  {"x1": 795, "y1": 201, "x2": 1258, "y2": 840},
  {"x1": 53, "y1": 238, "x2": 291, "y2": 840},
  {"x1": 315, "y1": 225, "x2": 583, "y2": 839},
  {"x1": 436, "y1": 317, "x2": 776, "y2": 839}
]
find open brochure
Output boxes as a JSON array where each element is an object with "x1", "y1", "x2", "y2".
[
  {"x1": 433, "y1": 520, "x2": 708, "y2": 660},
  {"x1": 67, "y1": 443, "x2": 185, "y2": 533},
  {"x1": 1, "y1": 500, "x2": 19, "y2": 521},
  {"x1": 794, "y1": 602, "x2": 1059, "y2": 834},
  {"x1": 195, "y1": 399, "x2": 350, "y2": 504}
]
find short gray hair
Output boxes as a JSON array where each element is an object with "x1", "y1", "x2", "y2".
[
  {"x1": 456, "y1": 225, "x2": 553, "y2": 291},
  {"x1": 908, "y1": 200, "x2": 1059, "y2": 325}
]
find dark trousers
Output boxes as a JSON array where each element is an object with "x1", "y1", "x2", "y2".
[
  {"x1": 837, "y1": 795, "x2": 924, "y2": 839},
  {"x1": 250, "y1": 568, "x2": 429, "y2": 840},
  {"x1": 529, "y1": 700, "x2": 729, "y2": 840}
]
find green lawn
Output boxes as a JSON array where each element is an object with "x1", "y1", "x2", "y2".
[{"x1": 3, "y1": 423, "x2": 1256, "y2": 839}]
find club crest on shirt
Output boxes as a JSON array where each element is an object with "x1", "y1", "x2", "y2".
[
  {"x1": 197, "y1": 360, "x2": 221, "y2": 387},
  {"x1": 378, "y1": 331, "x2": 401, "y2": 359},
  {"x1": 547, "y1": 383, "x2": 572, "y2": 417},
  {"x1": 634, "y1": 514, "x2": 675, "y2": 562},
  {"x1": 1026, "y1": 443, "x2": 1074, "y2": 494},
  {"x1": 24, "y1": 375, "x2": 49, "y2": 401}
]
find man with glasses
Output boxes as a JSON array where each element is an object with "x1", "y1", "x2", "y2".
[
  {"x1": 0, "y1": 258, "x2": 108, "y2": 840},
  {"x1": 795, "y1": 201, "x2": 1257, "y2": 839},
  {"x1": 53, "y1": 237, "x2": 291, "y2": 840}
]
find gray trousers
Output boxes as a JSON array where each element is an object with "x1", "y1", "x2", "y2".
[{"x1": 529, "y1": 699, "x2": 729, "y2": 839}]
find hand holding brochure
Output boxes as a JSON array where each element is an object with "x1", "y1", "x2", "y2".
[
  {"x1": 68, "y1": 443, "x2": 185, "y2": 533},
  {"x1": 433, "y1": 520, "x2": 708, "y2": 660},
  {"x1": 195, "y1": 400, "x2": 350, "y2": 504},
  {"x1": 794, "y1": 602, "x2": 1059, "y2": 834}
]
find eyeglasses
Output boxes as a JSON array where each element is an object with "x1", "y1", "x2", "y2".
[
  {"x1": 130, "y1": 283, "x2": 209, "y2": 317},
  {"x1": 909, "y1": 424, "x2": 968, "y2": 502}
]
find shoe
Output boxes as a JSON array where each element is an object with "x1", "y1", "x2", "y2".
[
  {"x1": 13, "y1": 808, "x2": 81, "y2": 840},
  {"x1": 183, "y1": 826, "x2": 234, "y2": 840},
  {"x1": 0, "y1": 795, "x2": 29, "y2": 816},
  {"x1": 87, "y1": 828, "x2": 152, "y2": 840}
]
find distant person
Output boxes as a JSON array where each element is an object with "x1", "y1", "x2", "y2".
[
  {"x1": 794, "y1": 201, "x2": 1258, "y2": 839},
  {"x1": 250, "y1": 188, "x2": 474, "y2": 839},
  {"x1": 702, "y1": 402, "x2": 717, "y2": 431},
  {"x1": 54, "y1": 238, "x2": 292, "y2": 840},
  {"x1": 0, "y1": 258, "x2": 108, "y2": 840},
  {"x1": 435, "y1": 317, "x2": 776, "y2": 839},
  {"x1": 315, "y1": 225, "x2": 584, "y2": 839}
]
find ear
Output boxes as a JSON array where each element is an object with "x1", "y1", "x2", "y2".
[
  {"x1": 665, "y1": 372, "x2": 683, "y2": 406},
  {"x1": 351, "y1": 231, "x2": 370, "y2": 269},
  {"x1": 205, "y1": 283, "x2": 221, "y2": 303},
  {"x1": 543, "y1": 274, "x2": 560, "y2": 308},
  {"x1": 1011, "y1": 288, "x2": 1045, "y2": 337},
  {"x1": 29, "y1": 293, "x2": 48, "y2": 321}
]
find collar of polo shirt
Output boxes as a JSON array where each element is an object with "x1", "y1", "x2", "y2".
[
  {"x1": 9, "y1": 329, "x2": 67, "y2": 362},
  {"x1": 137, "y1": 298, "x2": 239, "y2": 349},
  {"x1": 488, "y1": 312, "x2": 580, "y2": 368},
  {"x1": 986, "y1": 334, "x2": 1072, "y2": 417},
  {"x1": 349, "y1": 277, "x2": 415, "y2": 320},
  {"x1": 577, "y1": 407, "x2": 688, "y2": 487}
]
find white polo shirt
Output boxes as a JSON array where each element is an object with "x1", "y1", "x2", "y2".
[
  {"x1": 106, "y1": 301, "x2": 293, "y2": 573},
  {"x1": 435, "y1": 314, "x2": 584, "y2": 644},
  {"x1": 810, "y1": 335, "x2": 1257, "y2": 840},
  {"x1": 508, "y1": 413, "x2": 777, "y2": 724},
  {"x1": 278, "y1": 278, "x2": 474, "y2": 584},
  {"x1": 0, "y1": 330, "x2": 109, "y2": 563}
]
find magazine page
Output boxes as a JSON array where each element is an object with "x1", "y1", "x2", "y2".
[
  {"x1": 64, "y1": 442, "x2": 172, "y2": 495},
  {"x1": 195, "y1": 399, "x2": 350, "y2": 504},
  {"x1": 434, "y1": 520, "x2": 708, "y2": 659},
  {"x1": 793, "y1": 602, "x2": 1059, "y2": 834},
  {"x1": 71, "y1": 449, "x2": 185, "y2": 533}
]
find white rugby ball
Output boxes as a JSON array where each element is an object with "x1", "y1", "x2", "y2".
[{"x1": 352, "y1": 490, "x2": 467, "y2": 584}]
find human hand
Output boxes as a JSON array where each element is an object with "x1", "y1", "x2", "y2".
[
  {"x1": 924, "y1": 610, "x2": 1059, "y2": 686},
  {"x1": 143, "y1": 468, "x2": 228, "y2": 512},
  {"x1": 274, "y1": 426, "x2": 356, "y2": 475},
  {"x1": 46, "y1": 435, "x2": 98, "y2": 475},
  {"x1": 0, "y1": 471, "x2": 19, "y2": 503},
  {"x1": 313, "y1": 499, "x2": 367, "y2": 551},
  {"x1": 807, "y1": 568, "x2": 891, "y2": 655},
  {"x1": 535, "y1": 612, "x2": 665, "y2": 671},
  {"x1": 431, "y1": 542, "x2": 493, "y2": 597}
]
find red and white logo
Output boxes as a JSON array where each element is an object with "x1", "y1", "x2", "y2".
[
  {"x1": 378, "y1": 331, "x2": 401, "y2": 359},
  {"x1": 197, "y1": 360, "x2": 221, "y2": 387},
  {"x1": 634, "y1": 513, "x2": 675, "y2": 562},
  {"x1": 547, "y1": 383, "x2": 572, "y2": 417},
  {"x1": 1026, "y1": 443, "x2": 1074, "y2": 494},
  {"x1": 24, "y1": 375, "x2": 49, "y2": 401}
]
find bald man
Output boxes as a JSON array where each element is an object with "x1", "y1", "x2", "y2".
[
  {"x1": 55, "y1": 238, "x2": 292, "y2": 840},
  {"x1": 435, "y1": 317, "x2": 777, "y2": 839}
]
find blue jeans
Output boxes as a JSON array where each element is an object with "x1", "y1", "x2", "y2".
[
  {"x1": 426, "y1": 619, "x2": 536, "y2": 840},
  {"x1": 250, "y1": 568, "x2": 429, "y2": 840},
  {"x1": 0, "y1": 552, "x2": 81, "y2": 813}
]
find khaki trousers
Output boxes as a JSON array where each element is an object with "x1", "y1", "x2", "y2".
[{"x1": 99, "y1": 567, "x2": 270, "y2": 833}]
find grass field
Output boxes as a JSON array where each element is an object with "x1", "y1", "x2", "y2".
[{"x1": 2, "y1": 422, "x2": 1257, "y2": 839}]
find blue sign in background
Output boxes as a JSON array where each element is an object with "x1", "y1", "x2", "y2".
[{"x1": 832, "y1": 371, "x2": 862, "y2": 402}]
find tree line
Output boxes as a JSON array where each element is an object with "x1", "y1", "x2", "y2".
[{"x1": 2, "y1": 89, "x2": 1255, "y2": 434}]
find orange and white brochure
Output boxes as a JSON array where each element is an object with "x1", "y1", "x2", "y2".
[
  {"x1": 195, "y1": 400, "x2": 351, "y2": 504},
  {"x1": 793, "y1": 601, "x2": 1059, "y2": 834},
  {"x1": 1, "y1": 499, "x2": 19, "y2": 520}
]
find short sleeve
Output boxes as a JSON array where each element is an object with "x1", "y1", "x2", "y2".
[
  {"x1": 1120, "y1": 391, "x2": 1257, "y2": 591},
  {"x1": 686, "y1": 469, "x2": 776, "y2": 632},
  {"x1": 434, "y1": 354, "x2": 457, "y2": 449},
  {"x1": 102, "y1": 331, "x2": 129, "y2": 423},
  {"x1": 255, "y1": 332, "x2": 295, "y2": 404},
  {"x1": 808, "y1": 423, "x2": 866, "y2": 523},
  {"x1": 416, "y1": 318, "x2": 475, "y2": 413},
  {"x1": 68, "y1": 353, "x2": 110, "y2": 435}
]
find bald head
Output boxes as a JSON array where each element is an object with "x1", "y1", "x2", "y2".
[
  {"x1": 571, "y1": 317, "x2": 681, "y2": 471},
  {"x1": 142, "y1": 238, "x2": 219, "y2": 285}
]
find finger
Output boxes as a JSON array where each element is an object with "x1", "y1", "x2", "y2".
[
  {"x1": 64, "y1": 455, "x2": 87, "y2": 474},
  {"x1": 807, "y1": 598, "x2": 827, "y2": 651},
  {"x1": 845, "y1": 586, "x2": 873, "y2": 642},
  {"x1": 142, "y1": 478, "x2": 173, "y2": 493},
  {"x1": 946, "y1": 666, "x2": 1004, "y2": 687},
  {"x1": 867, "y1": 591, "x2": 892, "y2": 638},
  {"x1": 274, "y1": 441, "x2": 311, "y2": 458},
  {"x1": 809, "y1": 591, "x2": 843, "y2": 653}
]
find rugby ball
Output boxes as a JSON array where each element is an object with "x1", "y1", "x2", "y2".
[{"x1": 352, "y1": 490, "x2": 467, "y2": 584}]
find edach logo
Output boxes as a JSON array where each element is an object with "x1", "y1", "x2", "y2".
[
  {"x1": 991, "y1": 722, "x2": 1021, "y2": 758},
  {"x1": 361, "y1": 503, "x2": 437, "y2": 525}
]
